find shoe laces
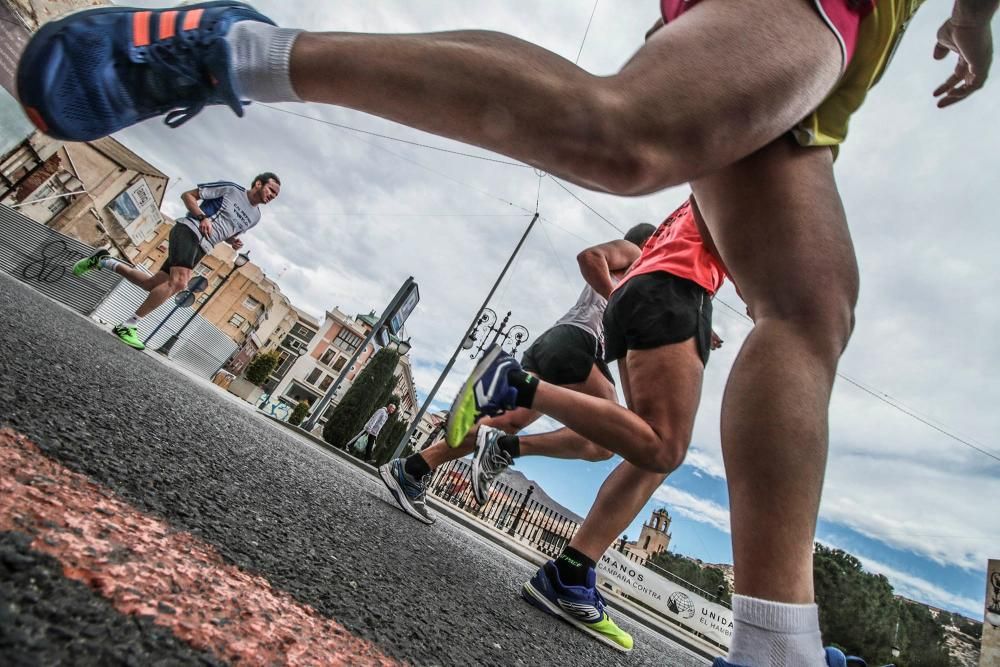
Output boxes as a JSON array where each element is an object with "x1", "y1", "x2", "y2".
[{"x1": 480, "y1": 438, "x2": 513, "y2": 481}]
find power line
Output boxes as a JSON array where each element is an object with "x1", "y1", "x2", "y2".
[
  {"x1": 258, "y1": 104, "x2": 530, "y2": 168},
  {"x1": 575, "y1": 0, "x2": 600, "y2": 64},
  {"x1": 547, "y1": 176, "x2": 624, "y2": 233},
  {"x1": 714, "y1": 296, "x2": 1000, "y2": 464}
]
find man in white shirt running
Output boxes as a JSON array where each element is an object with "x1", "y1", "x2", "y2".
[{"x1": 72, "y1": 172, "x2": 280, "y2": 350}]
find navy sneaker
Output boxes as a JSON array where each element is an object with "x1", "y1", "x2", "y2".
[
  {"x1": 712, "y1": 646, "x2": 871, "y2": 667},
  {"x1": 446, "y1": 344, "x2": 525, "y2": 447},
  {"x1": 521, "y1": 561, "x2": 633, "y2": 652},
  {"x1": 378, "y1": 458, "x2": 435, "y2": 525},
  {"x1": 17, "y1": 1, "x2": 275, "y2": 141}
]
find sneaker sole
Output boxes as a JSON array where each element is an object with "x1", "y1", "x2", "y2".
[
  {"x1": 521, "y1": 580, "x2": 631, "y2": 653},
  {"x1": 113, "y1": 331, "x2": 145, "y2": 350},
  {"x1": 377, "y1": 465, "x2": 434, "y2": 526},
  {"x1": 445, "y1": 345, "x2": 504, "y2": 447}
]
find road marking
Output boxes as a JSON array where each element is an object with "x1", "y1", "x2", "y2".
[{"x1": 0, "y1": 428, "x2": 403, "y2": 666}]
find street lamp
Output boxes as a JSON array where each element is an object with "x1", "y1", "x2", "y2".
[
  {"x1": 464, "y1": 308, "x2": 530, "y2": 359},
  {"x1": 388, "y1": 337, "x2": 412, "y2": 355},
  {"x1": 157, "y1": 252, "x2": 250, "y2": 356}
]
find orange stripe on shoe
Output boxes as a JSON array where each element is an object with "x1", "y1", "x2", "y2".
[
  {"x1": 24, "y1": 107, "x2": 48, "y2": 132},
  {"x1": 133, "y1": 11, "x2": 151, "y2": 47},
  {"x1": 0, "y1": 429, "x2": 403, "y2": 667},
  {"x1": 158, "y1": 10, "x2": 178, "y2": 40},
  {"x1": 182, "y1": 8, "x2": 204, "y2": 31}
]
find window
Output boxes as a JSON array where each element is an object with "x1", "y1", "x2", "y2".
[
  {"x1": 196, "y1": 294, "x2": 209, "y2": 304},
  {"x1": 332, "y1": 357, "x2": 347, "y2": 372},
  {"x1": 291, "y1": 323, "x2": 317, "y2": 343},
  {"x1": 306, "y1": 368, "x2": 323, "y2": 385},
  {"x1": 320, "y1": 349, "x2": 336, "y2": 365},
  {"x1": 193, "y1": 263, "x2": 211, "y2": 277},
  {"x1": 228, "y1": 313, "x2": 246, "y2": 328},
  {"x1": 243, "y1": 296, "x2": 263, "y2": 311},
  {"x1": 319, "y1": 375, "x2": 333, "y2": 391},
  {"x1": 140, "y1": 258, "x2": 154, "y2": 270},
  {"x1": 333, "y1": 328, "x2": 362, "y2": 353}
]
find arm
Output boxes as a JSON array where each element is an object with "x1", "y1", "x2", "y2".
[
  {"x1": 577, "y1": 239, "x2": 642, "y2": 300},
  {"x1": 933, "y1": 0, "x2": 997, "y2": 107},
  {"x1": 228, "y1": 236, "x2": 244, "y2": 250},
  {"x1": 181, "y1": 188, "x2": 213, "y2": 238}
]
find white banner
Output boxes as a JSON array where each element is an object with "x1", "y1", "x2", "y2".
[
  {"x1": 107, "y1": 177, "x2": 163, "y2": 245},
  {"x1": 597, "y1": 549, "x2": 733, "y2": 648}
]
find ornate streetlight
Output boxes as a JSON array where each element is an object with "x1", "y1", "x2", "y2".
[{"x1": 462, "y1": 308, "x2": 530, "y2": 359}]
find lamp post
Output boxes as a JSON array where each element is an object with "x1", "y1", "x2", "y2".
[
  {"x1": 157, "y1": 252, "x2": 250, "y2": 356},
  {"x1": 462, "y1": 308, "x2": 530, "y2": 359}
]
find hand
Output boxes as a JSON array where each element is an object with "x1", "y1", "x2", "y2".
[
  {"x1": 933, "y1": 18, "x2": 994, "y2": 107},
  {"x1": 229, "y1": 237, "x2": 243, "y2": 250},
  {"x1": 710, "y1": 330, "x2": 723, "y2": 350},
  {"x1": 199, "y1": 218, "x2": 213, "y2": 238}
]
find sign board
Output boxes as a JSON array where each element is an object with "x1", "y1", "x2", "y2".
[
  {"x1": 107, "y1": 177, "x2": 164, "y2": 245},
  {"x1": 597, "y1": 549, "x2": 733, "y2": 648},
  {"x1": 388, "y1": 282, "x2": 419, "y2": 335},
  {"x1": 0, "y1": 2, "x2": 33, "y2": 156}
]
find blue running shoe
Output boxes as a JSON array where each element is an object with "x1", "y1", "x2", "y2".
[
  {"x1": 378, "y1": 458, "x2": 435, "y2": 525},
  {"x1": 446, "y1": 344, "x2": 525, "y2": 447},
  {"x1": 521, "y1": 561, "x2": 633, "y2": 652},
  {"x1": 712, "y1": 646, "x2": 872, "y2": 667},
  {"x1": 17, "y1": 1, "x2": 275, "y2": 141}
]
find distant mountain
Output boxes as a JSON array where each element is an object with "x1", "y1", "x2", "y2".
[{"x1": 496, "y1": 468, "x2": 584, "y2": 523}]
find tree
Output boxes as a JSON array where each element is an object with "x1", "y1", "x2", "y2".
[
  {"x1": 288, "y1": 399, "x2": 310, "y2": 426},
  {"x1": 322, "y1": 347, "x2": 401, "y2": 448},
  {"x1": 647, "y1": 551, "x2": 732, "y2": 604},
  {"x1": 244, "y1": 351, "x2": 280, "y2": 386}
]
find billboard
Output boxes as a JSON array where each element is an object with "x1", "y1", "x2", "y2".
[
  {"x1": 107, "y1": 177, "x2": 164, "y2": 245},
  {"x1": 597, "y1": 548, "x2": 733, "y2": 648}
]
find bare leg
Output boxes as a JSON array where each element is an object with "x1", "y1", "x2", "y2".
[
  {"x1": 421, "y1": 362, "x2": 616, "y2": 468},
  {"x1": 135, "y1": 266, "x2": 191, "y2": 318},
  {"x1": 691, "y1": 137, "x2": 858, "y2": 604},
  {"x1": 288, "y1": 0, "x2": 840, "y2": 194},
  {"x1": 110, "y1": 262, "x2": 165, "y2": 290},
  {"x1": 565, "y1": 345, "x2": 703, "y2": 561}
]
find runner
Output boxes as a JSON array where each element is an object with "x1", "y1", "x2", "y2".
[
  {"x1": 18, "y1": 2, "x2": 995, "y2": 664},
  {"x1": 72, "y1": 174, "x2": 280, "y2": 349},
  {"x1": 379, "y1": 222, "x2": 656, "y2": 527}
]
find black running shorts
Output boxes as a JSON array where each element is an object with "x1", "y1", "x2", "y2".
[
  {"x1": 520, "y1": 324, "x2": 614, "y2": 386},
  {"x1": 160, "y1": 222, "x2": 206, "y2": 273},
  {"x1": 603, "y1": 271, "x2": 713, "y2": 367}
]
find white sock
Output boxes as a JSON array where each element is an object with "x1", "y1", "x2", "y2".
[
  {"x1": 726, "y1": 595, "x2": 826, "y2": 667},
  {"x1": 98, "y1": 256, "x2": 126, "y2": 272},
  {"x1": 123, "y1": 315, "x2": 141, "y2": 328},
  {"x1": 226, "y1": 22, "x2": 303, "y2": 103}
]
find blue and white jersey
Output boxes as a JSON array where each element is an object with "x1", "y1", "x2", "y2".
[{"x1": 180, "y1": 181, "x2": 262, "y2": 253}]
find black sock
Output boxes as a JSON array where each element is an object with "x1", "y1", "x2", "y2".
[
  {"x1": 497, "y1": 435, "x2": 520, "y2": 459},
  {"x1": 508, "y1": 370, "x2": 538, "y2": 408},
  {"x1": 404, "y1": 453, "x2": 431, "y2": 479},
  {"x1": 555, "y1": 546, "x2": 596, "y2": 587}
]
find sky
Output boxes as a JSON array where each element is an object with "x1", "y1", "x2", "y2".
[{"x1": 109, "y1": 0, "x2": 1000, "y2": 620}]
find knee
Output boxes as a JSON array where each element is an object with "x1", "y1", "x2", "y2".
[
  {"x1": 762, "y1": 290, "x2": 857, "y2": 363},
  {"x1": 643, "y1": 435, "x2": 689, "y2": 475},
  {"x1": 167, "y1": 277, "x2": 188, "y2": 294}
]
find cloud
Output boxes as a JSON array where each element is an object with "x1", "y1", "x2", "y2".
[{"x1": 653, "y1": 483, "x2": 731, "y2": 535}]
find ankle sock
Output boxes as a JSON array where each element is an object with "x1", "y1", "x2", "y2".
[
  {"x1": 554, "y1": 546, "x2": 596, "y2": 588},
  {"x1": 403, "y1": 453, "x2": 431, "y2": 480},
  {"x1": 497, "y1": 435, "x2": 520, "y2": 459},
  {"x1": 727, "y1": 595, "x2": 825, "y2": 667},
  {"x1": 226, "y1": 22, "x2": 303, "y2": 103},
  {"x1": 122, "y1": 315, "x2": 141, "y2": 328},
  {"x1": 507, "y1": 370, "x2": 538, "y2": 408},
  {"x1": 98, "y1": 256, "x2": 126, "y2": 272}
]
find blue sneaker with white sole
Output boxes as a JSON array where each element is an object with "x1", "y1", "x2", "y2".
[
  {"x1": 712, "y1": 646, "x2": 874, "y2": 667},
  {"x1": 521, "y1": 560, "x2": 633, "y2": 652},
  {"x1": 446, "y1": 344, "x2": 526, "y2": 447},
  {"x1": 17, "y1": 1, "x2": 274, "y2": 141}
]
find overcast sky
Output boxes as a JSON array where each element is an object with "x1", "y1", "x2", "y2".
[{"x1": 113, "y1": 1, "x2": 1000, "y2": 619}]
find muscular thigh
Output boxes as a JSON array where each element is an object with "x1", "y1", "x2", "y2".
[
  {"x1": 691, "y1": 137, "x2": 859, "y2": 323},
  {"x1": 615, "y1": 0, "x2": 842, "y2": 179},
  {"x1": 621, "y1": 339, "x2": 704, "y2": 444}
]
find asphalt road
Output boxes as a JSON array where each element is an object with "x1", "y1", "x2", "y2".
[{"x1": 0, "y1": 271, "x2": 708, "y2": 667}]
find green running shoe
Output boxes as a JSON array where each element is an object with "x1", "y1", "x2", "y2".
[
  {"x1": 112, "y1": 324, "x2": 145, "y2": 350},
  {"x1": 72, "y1": 249, "x2": 109, "y2": 277}
]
